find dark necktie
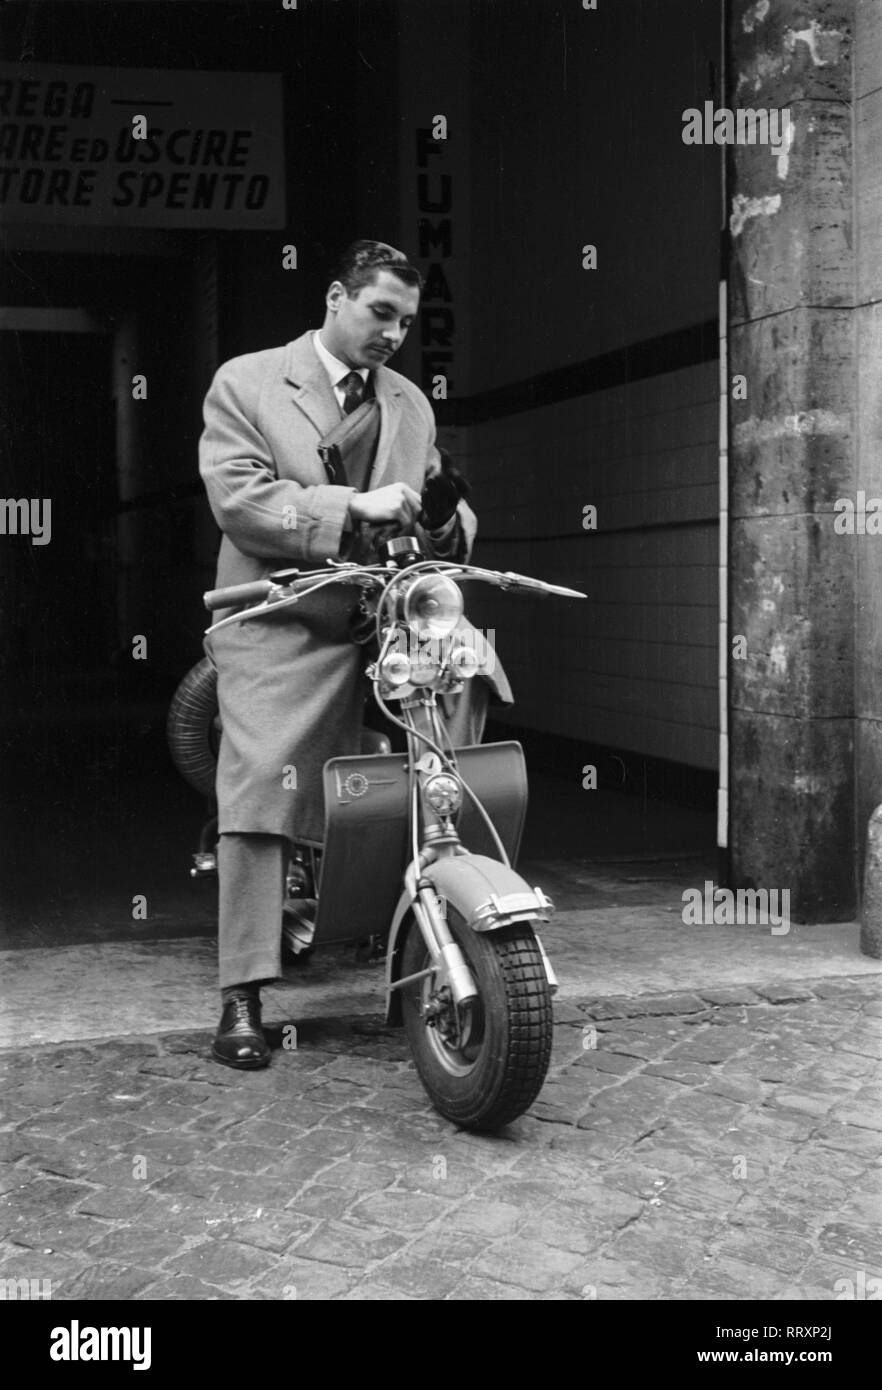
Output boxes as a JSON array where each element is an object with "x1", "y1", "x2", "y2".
[{"x1": 340, "y1": 371, "x2": 365, "y2": 415}]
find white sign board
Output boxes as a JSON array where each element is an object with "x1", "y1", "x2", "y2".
[{"x1": 0, "y1": 62, "x2": 285, "y2": 228}]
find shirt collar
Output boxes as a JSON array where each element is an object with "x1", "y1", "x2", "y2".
[{"x1": 313, "y1": 331, "x2": 369, "y2": 388}]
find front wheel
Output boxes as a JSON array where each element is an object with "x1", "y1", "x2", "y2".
[{"x1": 400, "y1": 907, "x2": 553, "y2": 1131}]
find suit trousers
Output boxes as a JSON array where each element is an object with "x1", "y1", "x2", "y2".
[{"x1": 218, "y1": 832, "x2": 288, "y2": 989}]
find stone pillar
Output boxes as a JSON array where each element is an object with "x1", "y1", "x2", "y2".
[
  {"x1": 854, "y1": 0, "x2": 882, "y2": 911},
  {"x1": 727, "y1": 0, "x2": 856, "y2": 921}
]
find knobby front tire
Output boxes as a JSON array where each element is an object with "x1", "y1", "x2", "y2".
[{"x1": 401, "y1": 907, "x2": 553, "y2": 1131}]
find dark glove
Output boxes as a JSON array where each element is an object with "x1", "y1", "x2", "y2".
[
  {"x1": 420, "y1": 472, "x2": 460, "y2": 530},
  {"x1": 420, "y1": 450, "x2": 471, "y2": 530}
]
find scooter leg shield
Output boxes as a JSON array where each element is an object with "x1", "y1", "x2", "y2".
[{"x1": 385, "y1": 853, "x2": 552, "y2": 1024}]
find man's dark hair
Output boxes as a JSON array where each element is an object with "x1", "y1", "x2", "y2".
[{"x1": 331, "y1": 240, "x2": 424, "y2": 296}]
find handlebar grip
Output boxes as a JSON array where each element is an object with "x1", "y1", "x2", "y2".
[{"x1": 203, "y1": 579, "x2": 272, "y2": 612}]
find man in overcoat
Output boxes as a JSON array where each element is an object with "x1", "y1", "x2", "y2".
[{"x1": 199, "y1": 240, "x2": 510, "y2": 1068}]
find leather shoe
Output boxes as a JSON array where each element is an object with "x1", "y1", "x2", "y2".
[{"x1": 212, "y1": 992, "x2": 270, "y2": 1069}]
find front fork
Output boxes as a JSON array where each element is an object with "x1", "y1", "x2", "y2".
[
  {"x1": 394, "y1": 859, "x2": 478, "y2": 1010},
  {"x1": 390, "y1": 695, "x2": 479, "y2": 1013}
]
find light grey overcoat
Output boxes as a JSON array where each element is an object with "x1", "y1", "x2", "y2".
[{"x1": 199, "y1": 330, "x2": 511, "y2": 843}]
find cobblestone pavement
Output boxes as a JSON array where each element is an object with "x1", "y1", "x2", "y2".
[{"x1": 1, "y1": 976, "x2": 880, "y2": 1300}]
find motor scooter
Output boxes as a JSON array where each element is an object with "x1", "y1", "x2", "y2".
[{"x1": 168, "y1": 537, "x2": 584, "y2": 1130}]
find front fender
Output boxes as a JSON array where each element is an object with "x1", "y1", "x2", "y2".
[{"x1": 384, "y1": 854, "x2": 553, "y2": 1024}]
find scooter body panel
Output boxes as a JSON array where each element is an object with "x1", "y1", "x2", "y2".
[
  {"x1": 313, "y1": 742, "x2": 528, "y2": 945},
  {"x1": 455, "y1": 740, "x2": 529, "y2": 863},
  {"x1": 313, "y1": 752, "x2": 409, "y2": 945}
]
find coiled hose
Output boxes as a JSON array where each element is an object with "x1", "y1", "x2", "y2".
[{"x1": 166, "y1": 657, "x2": 221, "y2": 798}]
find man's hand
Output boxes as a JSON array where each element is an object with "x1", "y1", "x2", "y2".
[{"x1": 348, "y1": 483, "x2": 422, "y2": 529}]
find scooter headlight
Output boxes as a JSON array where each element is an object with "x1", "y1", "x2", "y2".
[
  {"x1": 378, "y1": 651, "x2": 412, "y2": 686},
  {"x1": 449, "y1": 644, "x2": 481, "y2": 680},
  {"x1": 424, "y1": 772, "x2": 463, "y2": 816},
  {"x1": 402, "y1": 574, "x2": 463, "y2": 640},
  {"x1": 408, "y1": 654, "x2": 442, "y2": 686}
]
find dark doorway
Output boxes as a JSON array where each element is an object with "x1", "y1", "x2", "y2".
[
  {"x1": 1, "y1": 329, "x2": 116, "y2": 681},
  {"x1": 0, "y1": 273, "x2": 215, "y2": 951}
]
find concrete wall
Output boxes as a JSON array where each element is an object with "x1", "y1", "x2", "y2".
[
  {"x1": 460, "y1": 365, "x2": 720, "y2": 768},
  {"x1": 465, "y1": 0, "x2": 720, "y2": 382},
  {"x1": 398, "y1": 0, "x2": 722, "y2": 771}
]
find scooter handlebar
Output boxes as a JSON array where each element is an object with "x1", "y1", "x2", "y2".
[
  {"x1": 453, "y1": 567, "x2": 587, "y2": 599},
  {"x1": 204, "y1": 560, "x2": 586, "y2": 620},
  {"x1": 500, "y1": 572, "x2": 587, "y2": 598},
  {"x1": 203, "y1": 579, "x2": 273, "y2": 612}
]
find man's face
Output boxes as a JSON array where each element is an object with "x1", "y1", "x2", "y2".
[{"x1": 324, "y1": 269, "x2": 420, "y2": 369}]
